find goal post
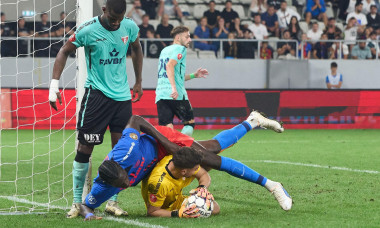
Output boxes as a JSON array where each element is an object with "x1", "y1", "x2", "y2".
[{"x1": 75, "y1": 0, "x2": 93, "y2": 202}]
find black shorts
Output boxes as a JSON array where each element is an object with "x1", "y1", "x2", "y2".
[
  {"x1": 156, "y1": 99, "x2": 194, "y2": 126},
  {"x1": 77, "y1": 87, "x2": 132, "y2": 146}
]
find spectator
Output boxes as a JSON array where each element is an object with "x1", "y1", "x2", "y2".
[
  {"x1": 307, "y1": 22, "x2": 323, "y2": 42},
  {"x1": 249, "y1": 14, "x2": 269, "y2": 40},
  {"x1": 277, "y1": 1, "x2": 301, "y2": 31},
  {"x1": 337, "y1": 0, "x2": 350, "y2": 21},
  {"x1": 261, "y1": 5, "x2": 279, "y2": 37},
  {"x1": 221, "y1": 0, "x2": 239, "y2": 30},
  {"x1": 299, "y1": 33, "x2": 312, "y2": 59},
  {"x1": 34, "y1": 12, "x2": 51, "y2": 57},
  {"x1": 146, "y1": 28, "x2": 164, "y2": 58},
  {"x1": 364, "y1": 26, "x2": 373, "y2": 38},
  {"x1": 158, "y1": 0, "x2": 183, "y2": 20},
  {"x1": 139, "y1": 14, "x2": 155, "y2": 38},
  {"x1": 194, "y1": 17, "x2": 218, "y2": 52},
  {"x1": 127, "y1": 0, "x2": 146, "y2": 25},
  {"x1": 326, "y1": 62, "x2": 343, "y2": 89},
  {"x1": 346, "y1": 2, "x2": 368, "y2": 26},
  {"x1": 203, "y1": 1, "x2": 221, "y2": 29},
  {"x1": 229, "y1": 17, "x2": 245, "y2": 37},
  {"x1": 352, "y1": 40, "x2": 372, "y2": 59},
  {"x1": 1, "y1": 12, "x2": 16, "y2": 57},
  {"x1": 363, "y1": 0, "x2": 376, "y2": 14},
  {"x1": 17, "y1": 17, "x2": 30, "y2": 56},
  {"x1": 54, "y1": 11, "x2": 74, "y2": 37},
  {"x1": 277, "y1": 30, "x2": 297, "y2": 59},
  {"x1": 367, "y1": 31, "x2": 380, "y2": 58},
  {"x1": 344, "y1": 17, "x2": 358, "y2": 51},
  {"x1": 305, "y1": 0, "x2": 328, "y2": 26},
  {"x1": 156, "y1": 14, "x2": 173, "y2": 46},
  {"x1": 323, "y1": 17, "x2": 343, "y2": 40},
  {"x1": 237, "y1": 30, "x2": 256, "y2": 59},
  {"x1": 267, "y1": 0, "x2": 283, "y2": 10},
  {"x1": 250, "y1": 0, "x2": 268, "y2": 17},
  {"x1": 288, "y1": 16, "x2": 302, "y2": 41},
  {"x1": 213, "y1": 17, "x2": 229, "y2": 39},
  {"x1": 367, "y1": 5, "x2": 380, "y2": 30},
  {"x1": 330, "y1": 35, "x2": 349, "y2": 59},
  {"x1": 141, "y1": 0, "x2": 159, "y2": 19},
  {"x1": 223, "y1": 32, "x2": 238, "y2": 59},
  {"x1": 212, "y1": 17, "x2": 229, "y2": 50},
  {"x1": 313, "y1": 33, "x2": 330, "y2": 59},
  {"x1": 260, "y1": 41, "x2": 273, "y2": 59}
]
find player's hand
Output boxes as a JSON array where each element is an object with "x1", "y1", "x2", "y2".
[
  {"x1": 195, "y1": 67, "x2": 209, "y2": 79},
  {"x1": 49, "y1": 79, "x2": 62, "y2": 111},
  {"x1": 178, "y1": 198, "x2": 200, "y2": 218},
  {"x1": 189, "y1": 186, "x2": 209, "y2": 198},
  {"x1": 171, "y1": 88, "x2": 178, "y2": 100},
  {"x1": 132, "y1": 82, "x2": 143, "y2": 103}
]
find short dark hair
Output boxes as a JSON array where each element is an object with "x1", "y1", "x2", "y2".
[
  {"x1": 147, "y1": 28, "x2": 155, "y2": 34},
  {"x1": 170, "y1": 26, "x2": 189, "y2": 38},
  {"x1": 40, "y1": 12, "x2": 48, "y2": 18},
  {"x1": 142, "y1": 14, "x2": 149, "y2": 19},
  {"x1": 172, "y1": 147, "x2": 203, "y2": 169},
  {"x1": 370, "y1": 4, "x2": 378, "y2": 9},
  {"x1": 0, "y1": 12, "x2": 4, "y2": 16},
  {"x1": 209, "y1": 0, "x2": 216, "y2": 4},
  {"x1": 106, "y1": 0, "x2": 127, "y2": 14},
  {"x1": 331, "y1": 62, "x2": 337, "y2": 68},
  {"x1": 98, "y1": 160, "x2": 126, "y2": 185}
]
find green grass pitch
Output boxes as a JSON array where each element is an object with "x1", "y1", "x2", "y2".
[{"x1": 0, "y1": 129, "x2": 379, "y2": 227}]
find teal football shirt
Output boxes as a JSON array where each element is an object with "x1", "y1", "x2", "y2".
[
  {"x1": 70, "y1": 16, "x2": 139, "y2": 101},
  {"x1": 155, "y1": 44, "x2": 188, "y2": 103}
]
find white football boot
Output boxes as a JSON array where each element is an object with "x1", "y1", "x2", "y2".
[
  {"x1": 270, "y1": 183, "x2": 293, "y2": 211},
  {"x1": 246, "y1": 110, "x2": 284, "y2": 133},
  {"x1": 66, "y1": 203, "x2": 81, "y2": 218},
  {"x1": 105, "y1": 200, "x2": 128, "y2": 216}
]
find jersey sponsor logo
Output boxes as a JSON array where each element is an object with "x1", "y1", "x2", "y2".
[
  {"x1": 129, "y1": 133, "x2": 138, "y2": 140},
  {"x1": 96, "y1": 38, "x2": 106, "y2": 42},
  {"x1": 121, "y1": 36, "x2": 129, "y2": 44},
  {"x1": 177, "y1": 53, "x2": 182, "y2": 60},
  {"x1": 69, "y1": 33, "x2": 76, "y2": 42},
  {"x1": 88, "y1": 194, "x2": 97, "y2": 204},
  {"x1": 76, "y1": 19, "x2": 96, "y2": 32},
  {"x1": 99, "y1": 48, "x2": 123, "y2": 65},
  {"x1": 151, "y1": 172, "x2": 166, "y2": 194},
  {"x1": 84, "y1": 134, "x2": 101, "y2": 143},
  {"x1": 149, "y1": 194, "x2": 157, "y2": 203},
  {"x1": 121, "y1": 142, "x2": 135, "y2": 162}
]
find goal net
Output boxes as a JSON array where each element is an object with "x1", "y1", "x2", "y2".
[{"x1": 0, "y1": 0, "x2": 91, "y2": 213}]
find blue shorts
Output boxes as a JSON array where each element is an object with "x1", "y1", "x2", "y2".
[{"x1": 85, "y1": 179, "x2": 122, "y2": 209}]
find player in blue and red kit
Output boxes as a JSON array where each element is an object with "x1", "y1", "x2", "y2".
[{"x1": 80, "y1": 111, "x2": 292, "y2": 220}]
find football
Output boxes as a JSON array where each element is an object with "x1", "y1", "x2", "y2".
[{"x1": 186, "y1": 194, "x2": 214, "y2": 218}]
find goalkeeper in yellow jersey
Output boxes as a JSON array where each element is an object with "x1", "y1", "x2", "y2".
[{"x1": 141, "y1": 147, "x2": 220, "y2": 218}]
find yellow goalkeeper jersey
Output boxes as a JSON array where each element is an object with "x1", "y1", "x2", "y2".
[{"x1": 141, "y1": 155, "x2": 199, "y2": 211}]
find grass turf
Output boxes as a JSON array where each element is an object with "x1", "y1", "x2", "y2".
[{"x1": 0, "y1": 129, "x2": 379, "y2": 227}]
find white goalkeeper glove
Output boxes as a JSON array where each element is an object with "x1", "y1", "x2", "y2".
[{"x1": 49, "y1": 79, "x2": 62, "y2": 111}]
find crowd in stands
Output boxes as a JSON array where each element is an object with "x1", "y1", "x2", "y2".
[{"x1": 1, "y1": 0, "x2": 380, "y2": 59}]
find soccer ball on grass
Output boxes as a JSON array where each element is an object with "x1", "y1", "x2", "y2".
[{"x1": 185, "y1": 194, "x2": 214, "y2": 218}]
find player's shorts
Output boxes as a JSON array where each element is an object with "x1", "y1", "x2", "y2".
[
  {"x1": 77, "y1": 87, "x2": 132, "y2": 146},
  {"x1": 85, "y1": 179, "x2": 122, "y2": 209},
  {"x1": 156, "y1": 99, "x2": 194, "y2": 126}
]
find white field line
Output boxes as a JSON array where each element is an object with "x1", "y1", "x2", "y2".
[
  {"x1": 249, "y1": 160, "x2": 380, "y2": 174},
  {"x1": 0, "y1": 196, "x2": 168, "y2": 228}
]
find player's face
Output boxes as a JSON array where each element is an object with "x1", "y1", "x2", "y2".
[
  {"x1": 182, "y1": 165, "x2": 200, "y2": 178},
  {"x1": 103, "y1": 7, "x2": 125, "y2": 30},
  {"x1": 179, "y1": 31, "x2": 191, "y2": 48}
]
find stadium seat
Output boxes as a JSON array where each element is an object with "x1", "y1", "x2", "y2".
[
  {"x1": 188, "y1": 0, "x2": 205, "y2": 4},
  {"x1": 177, "y1": 0, "x2": 187, "y2": 3},
  {"x1": 213, "y1": 0, "x2": 225, "y2": 4},
  {"x1": 169, "y1": 19, "x2": 181, "y2": 28},
  {"x1": 183, "y1": 19, "x2": 198, "y2": 33},
  {"x1": 318, "y1": 22, "x2": 325, "y2": 31},
  {"x1": 241, "y1": 19, "x2": 253, "y2": 27},
  {"x1": 299, "y1": 21, "x2": 309, "y2": 33},
  {"x1": 268, "y1": 37, "x2": 279, "y2": 50},
  {"x1": 287, "y1": 6, "x2": 298, "y2": 14},
  {"x1": 179, "y1": 4, "x2": 192, "y2": 17},
  {"x1": 149, "y1": 20, "x2": 160, "y2": 30},
  {"x1": 215, "y1": 4, "x2": 224, "y2": 12},
  {"x1": 336, "y1": 22, "x2": 344, "y2": 32},
  {"x1": 198, "y1": 50, "x2": 217, "y2": 59},
  {"x1": 326, "y1": 5, "x2": 334, "y2": 18},
  {"x1": 187, "y1": 49, "x2": 198, "y2": 58},
  {"x1": 232, "y1": 5, "x2": 246, "y2": 19},
  {"x1": 193, "y1": 4, "x2": 208, "y2": 19},
  {"x1": 239, "y1": 0, "x2": 252, "y2": 6}
]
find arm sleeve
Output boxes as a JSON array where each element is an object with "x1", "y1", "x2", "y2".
[
  {"x1": 320, "y1": 0, "x2": 326, "y2": 12},
  {"x1": 326, "y1": 76, "x2": 329, "y2": 83},
  {"x1": 70, "y1": 24, "x2": 90, "y2": 47},
  {"x1": 129, "y1": 20, "x2": 140, "y2": 42},
  {"x1": 147, "y1": 182, "x2": 168, "y2": 208},
  {"x1": 339, "y1": 74, "x2": 343, "y2": 82}
]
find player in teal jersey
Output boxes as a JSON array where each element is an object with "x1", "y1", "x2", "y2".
[
  {"x1": 48, "y1": 0, "x2": 143, "y2": 218},
  {"x1": 155, "y1": 26, "x2": 208, "y2": 137}
]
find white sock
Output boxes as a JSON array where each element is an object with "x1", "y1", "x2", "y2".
[{"x1": 264, "y1": 179, "x2": 278, "y2": 192}]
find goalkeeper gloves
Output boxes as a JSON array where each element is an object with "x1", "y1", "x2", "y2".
[
  {"x1": 171, "y1": 198, "x2": 200, "y2": 218},
  {"x1": 189, "y1": 185, "x2": 214, "y2": 201}
]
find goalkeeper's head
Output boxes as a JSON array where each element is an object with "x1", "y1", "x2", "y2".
[
  {"x1": 98, "y1": 160, "x2": 129, "y2": 188},
  {"x1": 172, "y1": 147, "x2": 203, "y2": 178}
]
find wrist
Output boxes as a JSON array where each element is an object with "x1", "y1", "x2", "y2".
[
  {"x1": 171, "y1": 210, "x2": 179, "y2": 217},
  {"x1": 190, "y1": 73, "x2": 195, "y2": 79},
  {"x1": 50, "y1": 79, "x2": 59, "y2": 91}
]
